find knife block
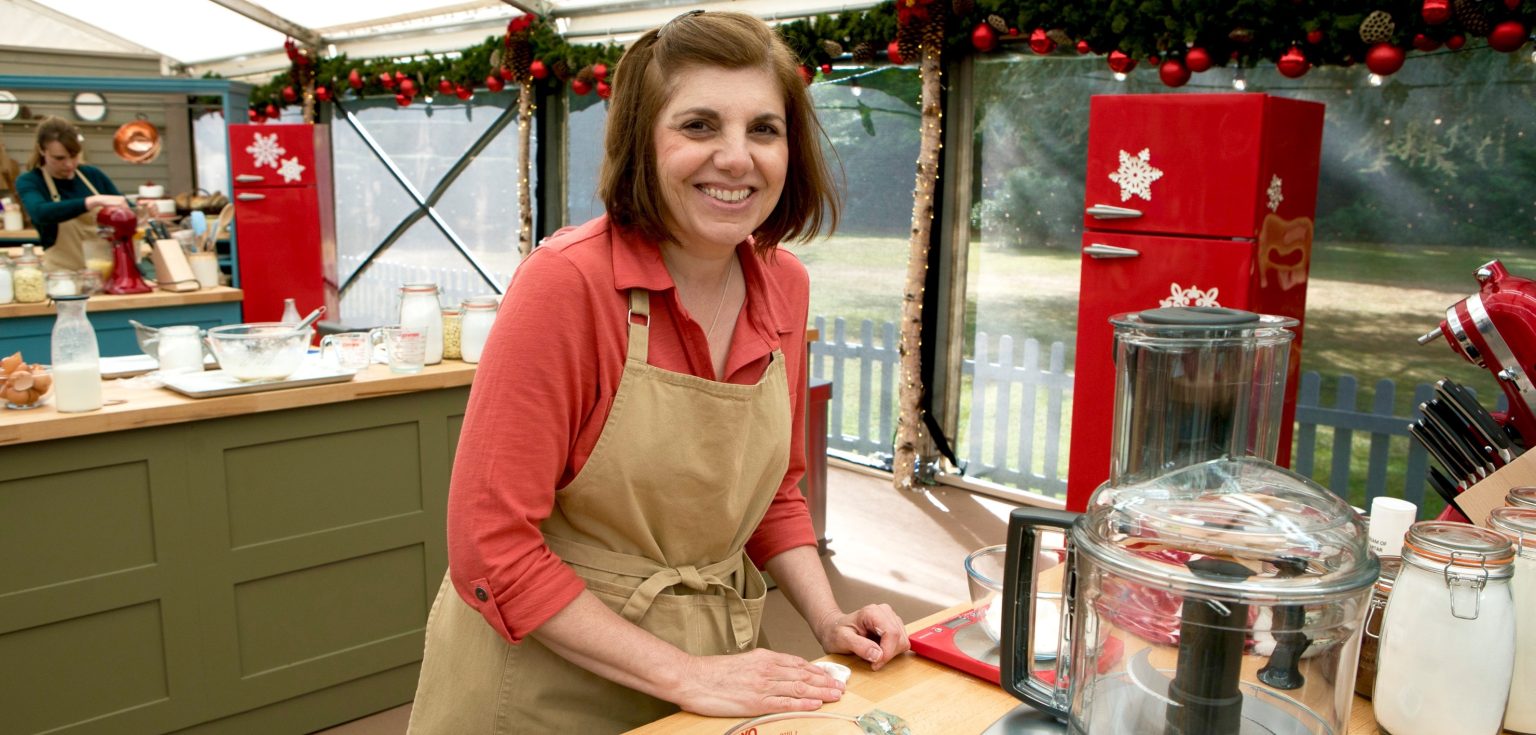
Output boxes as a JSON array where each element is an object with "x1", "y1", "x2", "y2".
[
  {"x1": 152, "y1": 240, "x2": 200, "y2": 292},
  {"x1": 1458, "y1": 451, "x2": 1536, "y2": 526}
]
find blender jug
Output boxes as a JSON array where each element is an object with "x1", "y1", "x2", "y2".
[{"x1": 995, "y1": 307, "x2": 1377, "y2": 734}]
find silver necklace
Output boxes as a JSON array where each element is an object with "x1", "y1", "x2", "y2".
[{"x1": 704, "y1": 255, "x2": 736, "y2": 337}]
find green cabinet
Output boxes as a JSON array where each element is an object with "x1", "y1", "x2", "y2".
[{"x1": 0, "y1": 388, "x2": 467, "y2": 734}]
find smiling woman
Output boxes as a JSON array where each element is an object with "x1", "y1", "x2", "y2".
[{"x1": 405, "y1": 10, "x2": 908, "y2": 735}]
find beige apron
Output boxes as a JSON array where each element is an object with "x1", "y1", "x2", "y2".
[
  {"x1": 409, "y1": 288, "x2": 792, "y2": 734},
  {"x1": 40, "y1": 171, "x2": 101, "y2": 273}
]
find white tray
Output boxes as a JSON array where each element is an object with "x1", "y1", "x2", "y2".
[
  {"x1": 101, "y1": 353, "x2": 218, "y2": 379},
  {"x1": 159, "y1": 362, "x2": 356, "y2": 398}
]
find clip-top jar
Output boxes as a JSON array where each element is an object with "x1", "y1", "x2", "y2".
[
  {"x1": 0, "y1": 254, "x2": 13, "y2": 305},
  {"x1": 441, "y1": 308, "x2": 462, "y2": 360},
  {"x1": 1508, "y1": 486, "x2": 1536, "y2": 509},
  {"x1": 398, "y1": 284, "x2": 443, "y2": 365},
  {"x1": 460, "y1": 296, "x2": 499, "y2": 364},
  {"x1": 1354, "y1": 555, "x2": 1403, "y2": 699},
  {"x1": 1374, "y1": 522, "x2": 1516, "y2": 735},
  {"x1": 13, "y1": 245, "x2": 44, "y2": 303},
  {"x1": 1488, "y1": 507, "x2": 1536, "y2": 734}
]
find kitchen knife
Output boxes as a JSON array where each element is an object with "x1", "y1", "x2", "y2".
[
  {"x1": 1421, "y1": 399, "x2": 1497, "y2": 475},
  {"x1": 1436, "y1": 379, "x2": 1520, "y2": 462},
  {"x1": 1409, "y1": 420, "x2": 1478, "y2": 487},
  {"x1": 1425, "y1": 465, "x2": 1471, "y2": 520}
]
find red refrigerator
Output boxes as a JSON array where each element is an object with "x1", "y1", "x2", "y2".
[
  {"x1": 228, "y1": 123, "x2": 338, "y2": 324},
  {"x1": 1065, "y1": 94, "x2": 1325, "y2": 511}
]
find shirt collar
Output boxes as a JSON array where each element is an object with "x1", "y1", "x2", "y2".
[{"x1": 609, "y1": 221, "x2": 794, "y2": 336}]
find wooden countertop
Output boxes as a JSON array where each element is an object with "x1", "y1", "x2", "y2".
[
  {"x1": 629, "y1": 601, "x2": 1425, "y2": 735},
  {"x1": 0, "y1": 359, "x2": 476, "y2": 447},
  {"x1": 0, "y1": 229, "x2": 40, "y2": 241},
  {"x1": 0, "y1": 285, "x2": 243, "y2": 318}
]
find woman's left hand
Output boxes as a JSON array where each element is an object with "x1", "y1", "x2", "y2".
[{"x1": 814, "y1": 604, "x2": 910, "y2": 671}]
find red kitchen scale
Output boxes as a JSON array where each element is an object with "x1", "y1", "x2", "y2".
[{"x1": 912, "y1": 603, "x2": 1127, "y2": 686}]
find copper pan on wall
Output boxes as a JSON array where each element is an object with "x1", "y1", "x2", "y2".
[{"x1": 113, "y1": 115, "x2": 161, "y2": 164}]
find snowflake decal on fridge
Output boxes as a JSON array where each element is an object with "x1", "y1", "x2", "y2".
[
  {"x1": 1108, "y1": 148, "x2": 1163, "y2": 202},
  {"x1": 1266, "y1": 175, "x2": 1285, "y2": 212},
  {"x1": 277, "y1": 156, "x2": 306, "y2": 183},
  {"x1": 1159, "y1": 283, "x2": 1222, "y2": 308},
  {"x1": 246, "y1": 132, "x2": 285, "y2": 169}
]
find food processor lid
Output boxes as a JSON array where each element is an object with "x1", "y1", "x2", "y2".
[
  {"x1": 1077, "y1": 457, "x2": 1379, "y2": 602},
  {"x1": 1110, "y1": 307, "x2": 1299, "y2": 335}
]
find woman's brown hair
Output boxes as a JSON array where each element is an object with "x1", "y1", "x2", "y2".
[
  {"x1": 27, "y1": 117, "x2": 84, "y2": 170},
  {"x1": 598, "y1": 11, "x2": 839, "y2": 252}
]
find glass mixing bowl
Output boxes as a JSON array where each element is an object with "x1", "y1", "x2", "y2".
[
  {"x1": 205, "y1": 323, "x2": 309, "y2": 381},
  {"x1": 967, "y1": 543, "x2": 1063, "y2": 657}
]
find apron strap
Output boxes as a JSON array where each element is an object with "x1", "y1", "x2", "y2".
[
  {"x1": 42, "y1": 171, "x2": 101, "y2": 202},
  {"x1": 626, "y1": 289, "x2": 650, "y2": 363},
  {"x1": 546, "y1": 534, "x2": 758, "y2": 652}
]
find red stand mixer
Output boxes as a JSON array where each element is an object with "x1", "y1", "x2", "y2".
[
  {"x1": 98, "y1": 205, "x2": 151, "y2": 295},
  {"x1": 1419, "y1": 260, "x2": 1536, "y2": 450}
]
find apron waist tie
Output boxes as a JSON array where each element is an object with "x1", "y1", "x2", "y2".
[{"x1": 546, "y1": 535, "x2": 759, "y2": 652}]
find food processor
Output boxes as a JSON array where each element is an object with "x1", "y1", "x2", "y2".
[{"x1": 990, "y1": 307, "x2": 1379, "y2": 735}]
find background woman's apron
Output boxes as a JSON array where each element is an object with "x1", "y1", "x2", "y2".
[
  {"x1": 40, "y1": 171, "x2": 101, "y2": 273},
  {"x1": 409, "y1": 288, "x2": 792, "y2": 734}
]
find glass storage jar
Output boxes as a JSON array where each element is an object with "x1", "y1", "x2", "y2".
[
  {"x1": 1354, "y1": 555, "x2": 1403, "y2": 699},
  {"x1": 0, "y1": 254, "x2": 13, "y2": 304},
  {"x1": 1507, "y1": 487, "x2": 1536, "y2": 509},
  {"x1": 441, "y1": 308, "x2": 462, "y2": 360},
  {"x1": 50, "y1": 295, "x2": 102, "y2": 413},
  {"x1": 1488, "y1": 507, "x2": 1536, "y2": 734},
  {"x1": 13, "y1": 246, "x2": 45, "y2": 303},
  {"x1": 460, "y1": 296, "x2": 499, "y2": 364},
  {"x1": 46, "y1": 271, "x2": 79, "y2": 298},
  {"x1": 398, "y1": 284, "x2": 443, "y2": 365},
  {"x1": 1374, "y1": 522, "x2": 1516, "y2": 735}
]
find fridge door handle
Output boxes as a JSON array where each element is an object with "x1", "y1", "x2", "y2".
[
  {"x1": 1083, "y1": 244, "x2": 1141, "y2": 259},
  {"x1": 1085, "y1": 204, "x2": 1144, "y2": 220},
  {"x1": 235, "y1": 174, "x2": 266, "y2": 183},
  {"x1": 236, "y1": 193, "x2": 267, "y2": 201}
]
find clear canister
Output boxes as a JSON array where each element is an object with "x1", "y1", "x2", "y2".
[
  {"x1": 460, "y1": 296, "x2": 499, "y2": 364},
  {"x1": 1354, "y1": 555, "x2": 1403, "y2": 699},
  {"x1": 1375, "y1": 522, "x2": 1516, "y2": 735},
  {"x1": 0, "y1": 254, "x2": 13, "y2": 304},
  {"x1": 1488, "y1": 507, "x2": 1536, "y2": 734},
  {"x1": 1507, "y1": 487, "x2": 1536, "y2": 509},
  {"x1": 13, "y1": 246, "x2": 44, "y2": 303},
  {"x1": 441, "y1": 308, "x2": 462, "y2": 360},
  {"x1": 46, "y1": 271, "x2": 79, "y2": 298},
  {"x1": 398, "y1": 284, "x2": 443, "y2": 365}
]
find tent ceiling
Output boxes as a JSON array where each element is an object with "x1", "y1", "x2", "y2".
[{"x1": 7, "y1": 0, "x2": 878, "y2": 81}]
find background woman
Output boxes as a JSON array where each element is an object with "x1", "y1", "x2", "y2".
[
  {"x1": 408, "y1": 10, "x2": 909, "y2": 733},
  {"x1": 14, "y1": 116, "x2": 127, "y2": 271}
]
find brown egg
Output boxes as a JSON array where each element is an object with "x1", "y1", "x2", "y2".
[
  {"x1": 31, "y1": 373, "x2": 52, "y2": 394},
  {"x1": 3, "y1": 386, "x2": 31, "y2": 406}
]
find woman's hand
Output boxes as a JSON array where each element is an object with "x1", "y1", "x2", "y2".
[
  {"x1": 672, "y1": 649, "x2": 844, "y2": 717},
  {"x1": 86, "y1": 194, "x2": 128, "y2": 209},
  {"x1": 813, "y1": 604, "x2": 910, "y2": 671}
]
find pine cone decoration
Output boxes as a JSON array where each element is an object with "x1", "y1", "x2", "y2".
[
  {"x1": 821, "y1": 39, "x2": 845, "y2": 58},
  {"x1": 951, "y1": 0, "x2": 974, "y2": 17},
  {"x1": 551, "y1": 59, "x2": 571, "y2": 81},
  {"x1": 921, "y1": 16, "x2": 946, "y2": 51},
  {"x1": 1453, "y1": 0, "x2": 1492, "y2": 36},
  {"x1": 851, "y1": 41, "x2": 875, "y2": 63},
  {"x1": 507, "y1": 39, "x2": 533, "y2": 79},
  {"x1": 1047, "y1": 29, "x2": 1073, "y2": 47},
  {"x1": 897, "y1": 20, "x2": 924, "y2": 63},
  {"x1": 987, "y1": 14, "x2": 1008, "y2": 34},
  {"x1": 1358, "y1": 10, "x2": 1396, "y2": 44},
  {"x1": 576, "y1": 65, "x2": 597, "y2": 85}
]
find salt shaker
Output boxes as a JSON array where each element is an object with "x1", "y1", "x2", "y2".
[
  {"x1": 1373, "y1": 522, "x2": 1516, "y2": 735},
  {"x1": 1487, "y1": 507, "x2": 1536, "y2": 734}
]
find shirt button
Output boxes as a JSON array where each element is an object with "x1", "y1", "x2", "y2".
[{"x1": 474, "y1": 586, "x2": 489, "y2": 602}]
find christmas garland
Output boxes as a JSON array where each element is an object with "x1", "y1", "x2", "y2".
[{"x1": 243, "y1": 0, "x2": 1536, "y2": 116}]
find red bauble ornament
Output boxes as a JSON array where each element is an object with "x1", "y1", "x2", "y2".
[
  {"x1": 887, "y1": 40, "x2": 904, "y2": 65},
  {"x1": 1075, "y1": 40, "x2": 1091, "y2": 54},
  {"x1": 1158, "y1": 59, "x2": 1191, "y2": 87},
  {"x1": 1447, "y1": 34, "x2": 1467, "y2": 50},
  {"x1": 379, "y1": 72, "x2": 396, "y2": 89},
  {"x1": 316, "y1": 86, "x2": 332, "y2": 102},
  {"x1": 972, "y1": 23, "x2": 998, "y2": 52},
  {"x1": 1185, "y1": 47, "x2": 1213, "y2": 72},
  {"x1": 1365, "y1": 44, "x2": 1406, "y2": 75},
  {"x1": 1028, "y1": 28, "x2": 1055, "y2": 55},
  {"x1": 1414, "y1": 33, "x2": 1442, "y2": 51},
  {"x1": 820, "y1": 63, "x2": 832, "y2": 74},
  {"x1": 571, "y1": 78, "x2": 592, "y2": 95},
  {"x1": 281, "y1": 85, "x2": 297, "y2": 103},
  {"x1": 438, "y1": 78, "x2": 453, "y2": 94},
  {"x1": 1423, "y1": 0, "x2": 1451, "y2": 24},
  {"x1": 1488, "y1": 21, "x2": 1529, "y2": 53},
  {"x1": 265, "y1": 103, "x2": 279, "y2": 118},
  {"x1": 348, "y1": 68, "x2": 363, "y2": 89},
  {"x1": 593, "y1": 63, "x2": 608, "y2": 81},
  {"x1": 1107, "y1": 50, "x2": 1137, "y2": 74},
  {"x1": 530, "y1": 60, "x2": 548, "y2": 79},
  {"x1": 247, "y1": 108, "x2": 261, "y2": 122},
  {"x1": 1277, "y1": 46, "x2": 1310, "y2": 78},
  {"x1": 597, "y1": 81, "x2": 612, "y2": 99},
  {"x1": 455, "y1": 85, "x2": 472, "y2": 101},
  {"x1": 395, "y1": 93, "x2": 411, "y2": 107},
  {"x1": 485, "y1": 75, "x2": 505, "y2": 92},
  {"x1": 1507, "y1": 0, "x2": 1521, "y2": 9},
  {"x1": 797, "y1": 65, "x2": 813, "y2": 85},
  {"x1": 498, "y1": 66, "x2": 514, "y2": 81},
  {"x1": 1306, "y1": 29, "x2": 1325, "y2": 45},
  {"x1": 399, "y1": 78, "x2": 417, "y2": 97}
]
